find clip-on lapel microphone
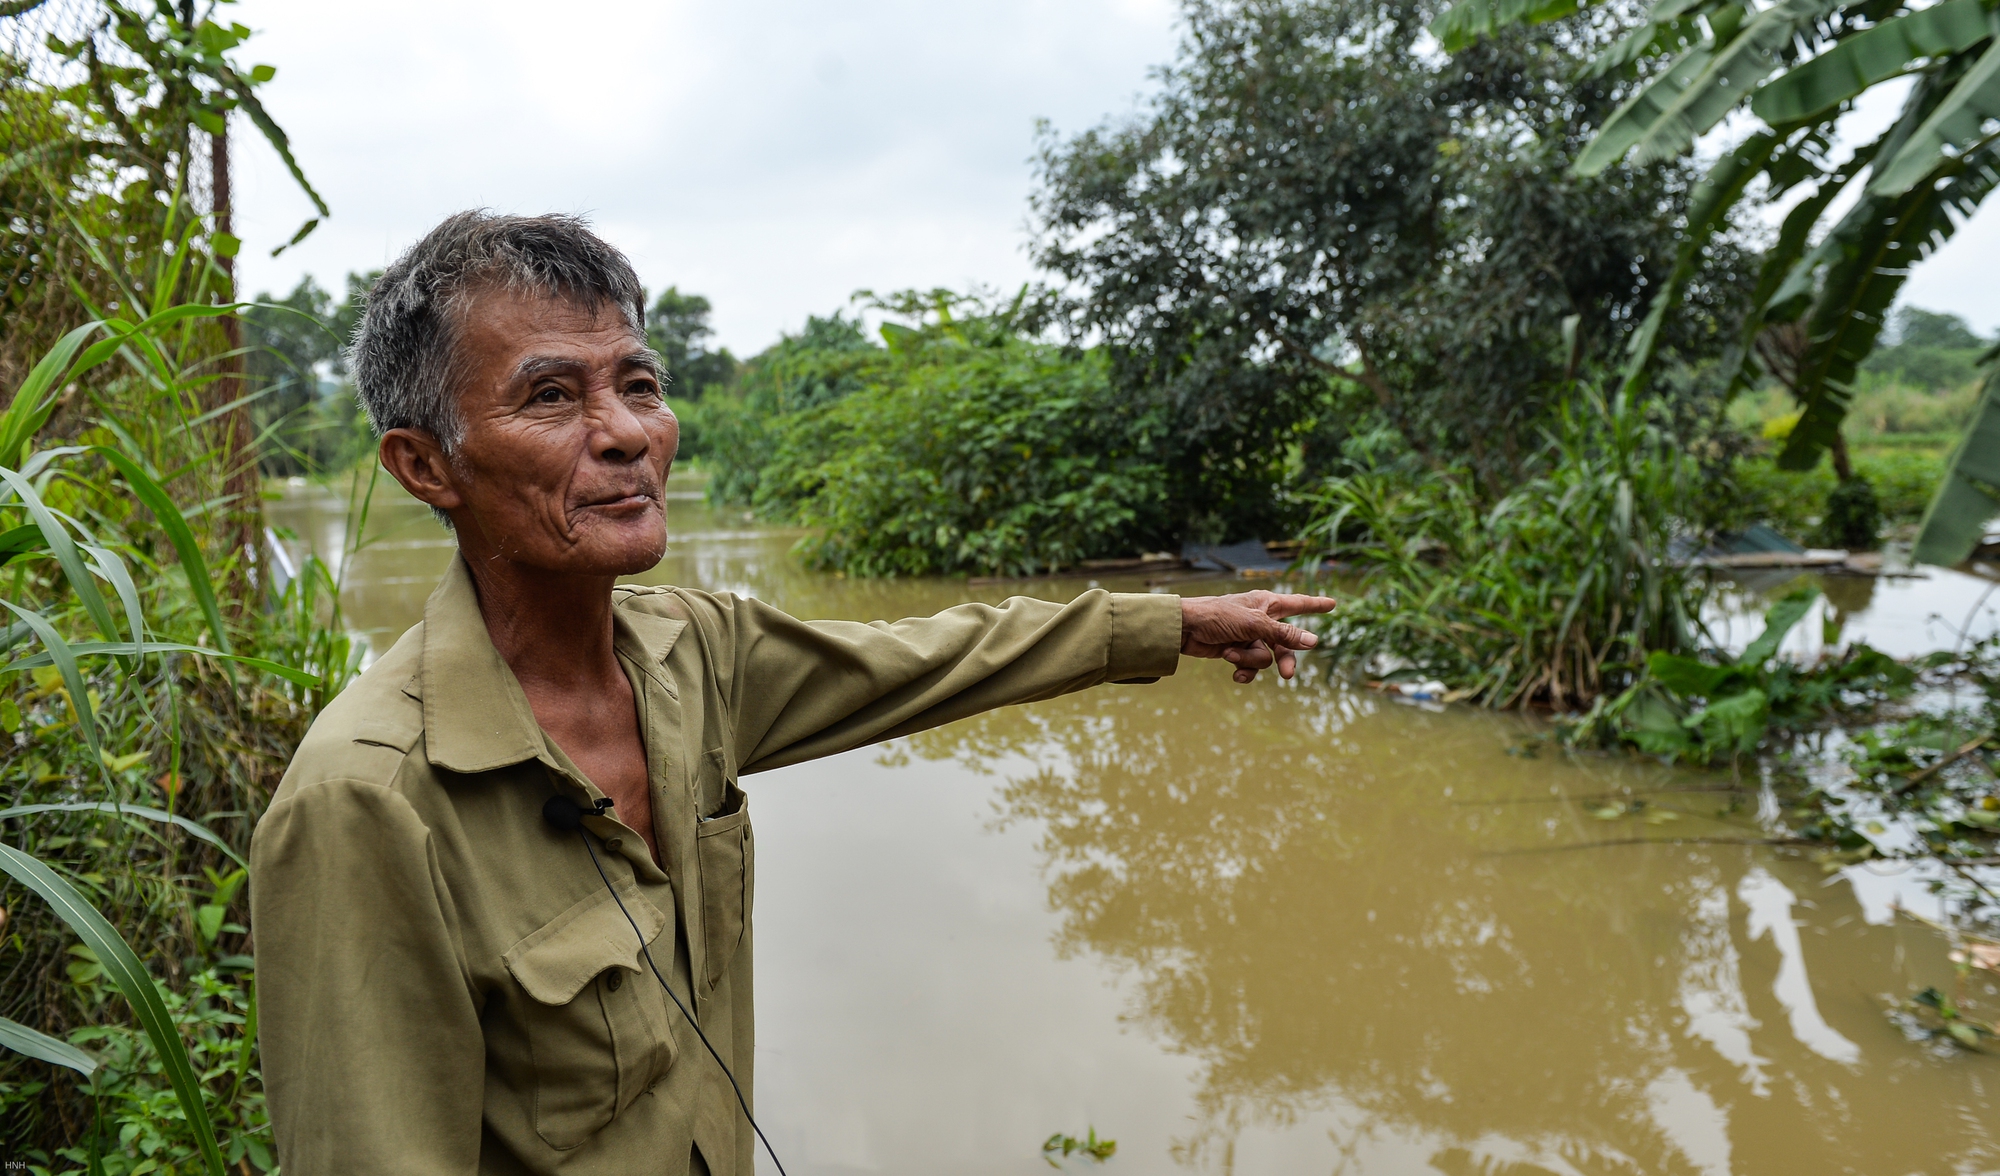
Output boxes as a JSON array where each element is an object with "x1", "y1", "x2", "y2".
[{"x1": 543, "y1": 794, "x2": 789, "y2": 1176}]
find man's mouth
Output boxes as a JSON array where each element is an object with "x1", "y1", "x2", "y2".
[{"x1": 580, "y1": 489, "x2": 658, "y2": 511}]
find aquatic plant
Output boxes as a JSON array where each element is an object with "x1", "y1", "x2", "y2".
[
  {"x1": 1565, "y1": 586, "x2": 1916, "y2": 763},
  {"x1": 1043, "y1": 1127, "x2": 1116, "y2": 1167},
  {"x1": 1309, "y1": 386, "x2": 1703, "y2": 709}
]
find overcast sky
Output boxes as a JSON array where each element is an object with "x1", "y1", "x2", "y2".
[{"x1": 227, "y1": 0, "x2": 2000, "y2": 356}]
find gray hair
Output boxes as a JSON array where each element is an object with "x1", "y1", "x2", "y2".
[{"x1": 348, "y1": 211, "x2": 648, "y2": 452}]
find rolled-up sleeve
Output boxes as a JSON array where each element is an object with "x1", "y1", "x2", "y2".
[
  {"x1": 687, "y1": 588, "x2": 1182, "y2": 772},
  {"x1": 250, "y1": 780, "x2": 484, "y2": 1176}
]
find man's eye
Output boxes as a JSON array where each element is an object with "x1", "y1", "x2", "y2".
[
  {"x1": 533, "y1": 385, "x2": 564, "y2": 404},
  {"x1": 628, "y1": 381, "x2": 663, "y2": 399}
]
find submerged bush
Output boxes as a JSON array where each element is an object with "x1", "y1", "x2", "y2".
[
  {"x1": 757, "y1": 335, "x2": 1170, "y2": 577},
  {"x1": 698, "y1": 313, "x2": 888, "y2": 508},
  {"x1": 1309, "y1": 388, "x2": 1703, "y2": 709},
  {"x1": 1727, "y1": 448, "x2": 1943, "y2": 540},
  {"x1": 1814, "y1": 476, "x2": 1884, "y2": 550}
]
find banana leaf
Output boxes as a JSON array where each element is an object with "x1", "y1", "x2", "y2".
[
  {"x1": 1870, "y1": 32, "x2": 2000, "y2": 197},
  {"x1": 1620, "y1": 131, "x2": 1781, "y2": 393},
  {"x1": 1912, "y1": 368, "x2": 2000, "y2": 566},
  {"x1": 1430, "y1": 0, "x2": 1581, "y2": 52},
  {"x1": 1575, "y1": 0, "x2": 1836, "y2": 175},
  {"x1": 1588, "y1": 13, "x2": 1708, "y2": 80},
  {"x1": 1751, "y1": 0, "x2": 1992, "y2": 125},
  {"x1": 1775, "y1": 138, "x2": 2000, "y2": 468}
]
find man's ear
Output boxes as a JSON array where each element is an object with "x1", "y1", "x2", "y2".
[{"x1": 378, "y1": 428, "x2": 465, "y2": 515}]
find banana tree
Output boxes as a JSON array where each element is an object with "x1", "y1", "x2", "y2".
[{"x1": 1433, "y1": 0, "x2": 2000, "y2": 559}]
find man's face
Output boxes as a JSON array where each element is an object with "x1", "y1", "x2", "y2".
[{"x1": 425, "y1": 287, "x2": 677, "y2": 577}]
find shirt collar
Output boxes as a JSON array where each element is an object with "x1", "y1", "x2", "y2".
[{"x1": 419, "y1": 556, "x2": 688, "y2": 775}]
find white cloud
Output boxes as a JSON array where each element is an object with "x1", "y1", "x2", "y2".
[
  {"x1": 226, "y1": 0, "x2": 1997, "y2": 354},
  {"x1": 226, "y1": 0, "x2": 1179, "y2": 353}
]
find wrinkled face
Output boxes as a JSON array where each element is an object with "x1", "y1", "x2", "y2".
[{"x1": 418, "y1": 288, "x2": 677, "y2": 577}]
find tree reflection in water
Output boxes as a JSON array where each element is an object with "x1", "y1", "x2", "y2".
[{"x1": 901, "y1": 665, "x2": 2000, "y2": 1174}]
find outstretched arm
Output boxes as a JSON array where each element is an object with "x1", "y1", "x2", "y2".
[{"x1": 1179, "y1": 590, "x2": 1337, "y2": 684}]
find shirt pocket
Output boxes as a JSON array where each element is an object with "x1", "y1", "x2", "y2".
[
  {"x1": 503, "y1": 880, "x2": 679, "y2": 1150},
  {"x1": 696, "y1": 773, "x2": 753, "y2": 992}
]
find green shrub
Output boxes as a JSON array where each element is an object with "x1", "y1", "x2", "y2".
[
  {"x1": 1310, "y1": 388, "x2": 1703, "y2": 709},
  {"x1": 1813, "y1": 477, "x2": 1883, "y2": 549},
  {"x1": 699, "y1": 314, "x2": 887, "y2": 507},
  {"x1": 1727, "y1": 375, "x2": 1979, "y2": 447},
  {"x1": 0, "y1": 325, "x2": 359, "y2": 1167},
  {"x1": 1729, "y1": 448, "x2": 1945, "y2": 539},
  {"x1": 758, "y1": 339, "x2": 1170, "y2": 577},
  {"x1": 1845, "y1": 377, "x2": 1983, "y2": 438},
  {"x1": 1563, "y1": 586, "x2": 1916, "y2": 764}
]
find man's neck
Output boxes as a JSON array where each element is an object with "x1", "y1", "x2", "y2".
[
  {"x1": 459, "y1": 548, "x2": 624, "y2": 694},
  {"x1": 456, "y1": 543, "x2": 660, "y2": 863}
]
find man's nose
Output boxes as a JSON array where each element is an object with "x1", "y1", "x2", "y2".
[{"x1": 587, "y1": 388, "x2": 651, "y2": 464}]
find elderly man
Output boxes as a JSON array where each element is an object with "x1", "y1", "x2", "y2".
[{"x1": 249, "y1": 212, "x2": 1334, "y2": 1176}]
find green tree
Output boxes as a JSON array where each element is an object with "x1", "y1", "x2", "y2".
[
  {"x1": 699, "y1": 312, "x2": 887, "y2": 504},
  {"x1": 1860, "y1": 305, "x2": 1991, "y2": 394},
  {"x1": 645, "y1": 286, "x2": 738, "y2": 398},
  {"x1": 1032, "y1": 0, "x2": 1748, "y2": 535},
  {"x1": 1890, "y1": 306, "x2": 1988, "y2": 352},
  {"x1": 243, "y1": 272, "x2": 377, "y2": 477}
]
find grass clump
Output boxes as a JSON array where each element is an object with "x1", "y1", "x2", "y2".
[{"x1": 1309, "y1": 388, "x2": 1703, "y2": 710}]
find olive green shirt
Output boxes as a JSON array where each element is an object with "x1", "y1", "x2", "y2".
[{"x1": 249, "y1": 557, "x2": 1183, "y2": 1176}]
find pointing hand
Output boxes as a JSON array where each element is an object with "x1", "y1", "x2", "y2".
[{"x1": 1180, "y1": 590, "x2": 1338, "y2": 684}]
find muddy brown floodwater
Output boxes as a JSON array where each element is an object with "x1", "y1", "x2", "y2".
[{"x1": 268, "y1": 470, "x2": 2000, "y2": 1176}]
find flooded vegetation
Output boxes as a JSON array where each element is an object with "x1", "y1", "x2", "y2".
[
  {"x1": 268, "y1": 473, "x2": 2000, "y2": 1175},
  {"x1": 7, "y1": 1, "x2": 2000, "y2": 1169}
]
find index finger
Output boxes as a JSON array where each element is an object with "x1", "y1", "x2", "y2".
[
  {"x1": 1258, "y1": 593, "x2": 1339, "y2": 620},
  {"x1": 1253, "y1": 616, "x2": 1321, "y2": 651}
]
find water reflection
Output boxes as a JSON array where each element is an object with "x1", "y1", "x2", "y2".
[
  {"x1": 269, "y1": 472, "x2": 2000, "y2": 1174},
  {"x1": 901, "y1": 673, "x2": 1998, "y2": 1172}
]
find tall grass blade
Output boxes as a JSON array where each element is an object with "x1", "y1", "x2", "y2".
[
  {"x1": 0, "y1": 322, "x2": 104, "y2": 466},
  {"x1": 0, "y1": 803, "x2": 246, "y2": 869},
  {"x1": 0, "y1": 1013, "x2": 98, "y2": 1077},
  {"x1": 0, "y1": 843, "x2": 226, "y2": 1175},
  {"x1": 0, "y1": 468, "x2": 122, "y2": 646},
  {"x1": 89, "y1": 448, "x2": 234, "y2": 654},
  {"x1": 0, "y1": 601, "x2": 100, "y2": 757},
  {"x1": 0, "y1": 523, "x2": 45, "y2": 566},
  {"x1": 0, "y1": 641, "x2": 320, "y2": 688},
  {"x1": 82, "y1": 545, "x2": 146, "y2": 663}
]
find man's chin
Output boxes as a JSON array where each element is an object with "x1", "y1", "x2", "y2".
[{"x1": 532, "y1": 522, "x2": 667, "y2": 579}]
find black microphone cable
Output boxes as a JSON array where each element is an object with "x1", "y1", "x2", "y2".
[{"x1": 544, "y1": 794, "x2": 789, "y2": 1176}]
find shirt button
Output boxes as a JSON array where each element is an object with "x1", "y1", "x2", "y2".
[
  {"x1": 606, "y1": 970, "x2": 624, "y2": 992},
  {"x1": 605, "y1": 838, "x2": 623, "y2": 852}
]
